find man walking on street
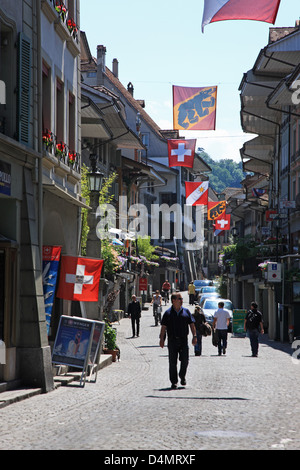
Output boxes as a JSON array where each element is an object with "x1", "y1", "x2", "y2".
[
  {"x1": 213, "y1": 301, "x2": 230, "y2": 356},
  {"x1": 244, "y1": 301, "x2": 264, "y2": 357},
  {"x1": 128, "y1": 295, "x2": 141, "y2": 337},
  {"x1": 159, "y1": 293, "x2": 197, "y2": 389}
]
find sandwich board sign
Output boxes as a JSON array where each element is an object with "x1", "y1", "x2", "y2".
[
  {"x1": 52, "y1": 316, "x2": 104, "y2": 387},
  {"x1": 232, "y1": 309, "x2": 247, "y2": 336}
]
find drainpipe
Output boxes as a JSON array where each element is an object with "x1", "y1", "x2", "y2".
[{"x1": 37, "y1": 0, "x2": 43, "y2": 265}]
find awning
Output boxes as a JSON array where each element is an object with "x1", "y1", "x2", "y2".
[
  {"x1": 239, "y1": 70, "x2": 281, "y2": 136},
  {"x1": 122, "y1": 156, "x2": 166, "y2": 185},
  {"x1": 81, "y1": 95, "x2": 112, "y2": 139},
  {"x1": 81, "y1": 84, "x2": 145, "y2": 150}
]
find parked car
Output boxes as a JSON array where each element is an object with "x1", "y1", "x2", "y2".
[
  {"x1": 199, "y1": 297, "x2": 233, "y2": 329},
  {"x1": 193, "y1": 279, "x2": 213, "y2": 300},
  {"x1": 197, "y1": 292, "x2": 219, "y2": 305}
]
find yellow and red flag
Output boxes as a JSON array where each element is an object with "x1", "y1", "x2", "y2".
[
  {"x1": 173, "y1": 85, "x2": 217, "y2": 131},
  {"x1": 207, "y1": 200, "x2": 226, "y2": 220}
]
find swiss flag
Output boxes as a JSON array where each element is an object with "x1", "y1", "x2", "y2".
[
  {"x1": 56, "y1": 256, "x2": 103, "y2": 302},
  {"x1": 168, "y1": 139, "x2": 196, "y2": 168},
  {"x1": 185, "y1": 181, "x2": 209, "y2": 206},
  {"x1": 214, "y1": 213, "x2": 231, "y2": 231}
]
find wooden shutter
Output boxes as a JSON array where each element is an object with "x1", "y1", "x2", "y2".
[{"x1": 17, "y1": 32, "x2": 31, "y2": 145}]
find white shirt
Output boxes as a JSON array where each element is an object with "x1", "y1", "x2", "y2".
[{"x1": 213, "y1": 308, "x2": 230, "y2": 330}]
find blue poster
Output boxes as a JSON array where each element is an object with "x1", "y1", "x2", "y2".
[
  {"x1": 42, "y1": 246, "x2": 61, "y2": 335},
  {"x1": 52, "y1": 316, "x2": 95, "y2": 369}
]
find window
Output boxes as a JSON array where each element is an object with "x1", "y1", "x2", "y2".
[
  {"x1": 0, "y1": 23, "x2": 16, "y2": 138},
  {"x1": 56, "y1": 78, "x2": 64, "y2": 142},
  {"x1": 42, "y1": 62, "x2": 51, "y2": 133},
  {"x1": 68, "y1": 91, "x2": 75, "y2": 151}
]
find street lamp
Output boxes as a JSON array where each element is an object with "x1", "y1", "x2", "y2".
[{"x1": 87, "y1": 153, "x2": 104, "y2": 192}]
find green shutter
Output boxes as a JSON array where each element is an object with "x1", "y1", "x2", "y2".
[{"x1": 17, "y1": 32, "x2": 31, "y2": 145}]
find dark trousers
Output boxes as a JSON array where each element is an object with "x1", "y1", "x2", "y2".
[
  {"x1": 195, "y1": 330, "x2": 203, "y2": 355},
  {"x1": 131, "y1": 316, "x2": 140, "y2": 336},
  {"x1": 168, "y1": 337, "x2": 189, "y2": 385},
  {"x1": 248, "y1": 329, "x2": 259, "y2": 356},
  {"x1": 189, "y1": 294, "x2": 195, "y2": 305},
  {"x1": 217, "y1": 329, "x2": 228, "y2": 355}
]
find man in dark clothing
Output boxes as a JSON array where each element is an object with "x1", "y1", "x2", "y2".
[
  {"x1": 159, "y1": 293, "x2": 197, "y2": 389},
  {"x1": 128, "y1": 295, "x2": 141, "y2": 337},
  {"x1": 244, "y1": 301, "x2": 264, "y2": 357}
]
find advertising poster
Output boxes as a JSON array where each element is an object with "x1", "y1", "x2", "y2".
[
  {"x1": 42, "y1": 246, "x2": 62, "y2": 335},
  {"x1": 52, "y1": 316, "x2": 95, "y2": 369}
]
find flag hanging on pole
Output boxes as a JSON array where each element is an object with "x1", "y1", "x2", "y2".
[
  {"x1": 185, "y1": 181, "x2": 209, "y2": 206},
  {"x1": 207, "y1": 200, "x2": 226, "y2": 220},
  {"x1": 168, "y1": 139, "x2": 196, "y2": 168},
  {"x1": 56, "y1": 256, "x2": 103, "y2": 302},
  {"x1": 173, "y1": 85, "x2": 217, "y2": 131},
  {"x1": 201, "y1": 0, "x2": 281, "y2": 32},
  {"x1": 214, "y1": 213, "x2": 231, "y2": 231}
]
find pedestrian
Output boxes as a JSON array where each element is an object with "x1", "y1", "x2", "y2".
[
  {"x1": 212, "y1": 301, "x2": 230, "y2": 356},
  {"x1": 151, "y1": 290, "x2": 162, "y2": 326},
  {"x1": 159, "y1": 293, "x2": 197, "y2": 389},
  {"x1": 193, "y1": 305, "x2": 206, "y2": 356},
  {"x1": 162, "y1": 279, "x2": 171, "y2": 301},
  {"x1": 127, "y1": 294, "x2": 141, "y2": 337},
  {"x1": 244, "y1": 301, "x2": 264, "y2": 357},
  {"x1": 188, "y1": 281, "x2": 196, "y2": 305}
]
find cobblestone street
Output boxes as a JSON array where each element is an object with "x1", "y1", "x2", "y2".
[{"x1": 0, "y1": 292, "x2": 300, "y2": 451}]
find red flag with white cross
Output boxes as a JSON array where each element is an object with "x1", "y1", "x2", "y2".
[
  {"x1": 168, "y1": 139, "x2": 196, "y2": 168},
  {"x1": 56, "y1": 256, "x2": 103, "y2": 301},
  {"x1": 214, "y1": 213, "x2": 231, "y2": 231}
]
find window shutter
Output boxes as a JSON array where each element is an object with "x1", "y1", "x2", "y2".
[{"x1": 17, "y1": 32, "x2": 31, "y2": 145}]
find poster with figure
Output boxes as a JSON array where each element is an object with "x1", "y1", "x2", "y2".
[{"x1": 52, "y1": 316, "x2": 95, "y2": 369}]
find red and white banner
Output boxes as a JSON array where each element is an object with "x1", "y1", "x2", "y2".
[
  {"x1": 168, "y1": 139, "x2": 196, "y2": 168},
  {"x1": 185, "y1": 181, "x2": 209, "y2": 206},
  {"x1": 56, "y1": 256, "x2": 103, "y2": 302},
  {"x1": 202, "y1": 0, "x2": 281, "y2": 32}
]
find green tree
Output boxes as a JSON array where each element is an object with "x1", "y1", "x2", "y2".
[{"x1": 137, "y1": 236, "x2": 159, "y2": 261}]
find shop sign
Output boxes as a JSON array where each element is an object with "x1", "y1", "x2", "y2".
[{"x1": 0, "y1": 161, "x2": 11, "y2": 195}]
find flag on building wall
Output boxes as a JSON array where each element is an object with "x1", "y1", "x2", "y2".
[
  {"x1": 57, "y1": 256, "x2": 103, "y2": 302},
  {"x1": 207, "y1": 200, "x2": 226, "y2": 220},
  {"x1": 201, "y1": 0, "x2": 281, "y2": 32},
  {"x1": 251, "y1": 188, "x2": 267, "y2": 197},
  {"x1": 43, "y1": 245, "x2": 62, "y2": 335},
  {"x1": 185, "y1": 181, "x2": 209, "y2": 206},
  {"x1": 168, "y1": 139, "x2": 196, "y2": 168},
  {"x1": 173, "y1": 85, "x2": 217, "y2": 131},
  {"x1": 214, "y1": 213, "x2": 231, "y2": 231}
]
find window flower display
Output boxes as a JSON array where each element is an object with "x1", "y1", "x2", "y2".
[
  {"x1": 55, "y1": 1, "x2": 67, "y2": 22},
  {"x1": 42, "y1": 130, "x2": 54, "y2": 151}
]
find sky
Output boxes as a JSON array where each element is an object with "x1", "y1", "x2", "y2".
[{"x1": 80, "y1": 0, "x2": 300, "y2": 162}]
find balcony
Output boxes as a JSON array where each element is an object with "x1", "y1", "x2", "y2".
[{"x1": 42, "y1": 130, "x2": 87, "y2": 208}]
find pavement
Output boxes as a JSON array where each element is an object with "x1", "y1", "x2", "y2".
[{"x1": 0, "y1": 291, "x2": 300, "y2": 450}]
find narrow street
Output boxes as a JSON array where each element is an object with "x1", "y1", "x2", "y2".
[{"x1": 0, "y1": 291, "x2": 300, "y2": 451}]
